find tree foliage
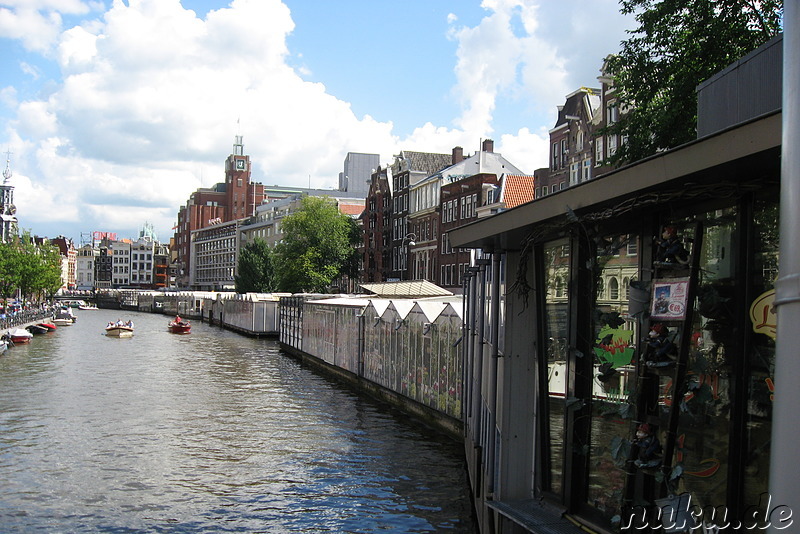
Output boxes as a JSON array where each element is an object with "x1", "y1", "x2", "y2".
[
  {"x1": 235, "y1": 237, "x2": 275, "y2": 293},
  {"x1": 273, "y1": 196, "x2": 362, "y2": 293},
  {"x1": 606, "y1": 0, "x2": 783, "y2": 164},
  {"x1": 0, "y1": 237, "x2": 63, "y2": 301}
]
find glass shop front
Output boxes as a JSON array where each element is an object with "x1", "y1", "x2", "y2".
[{"x1": 535, "y1": 186, "x2": 778, "y2": 532}]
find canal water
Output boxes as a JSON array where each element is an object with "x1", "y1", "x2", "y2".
[{"x1": 0, "y1": 309, "x2": 476, "y2": 533}]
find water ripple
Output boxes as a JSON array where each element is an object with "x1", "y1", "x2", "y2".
[{"x1": 0, "y1": 310, "x2": 475, "y2": 533}]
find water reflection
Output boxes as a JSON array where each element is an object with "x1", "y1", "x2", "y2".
[{"x1": 0, "y1": 310, "x2": 475, "y2": 533}]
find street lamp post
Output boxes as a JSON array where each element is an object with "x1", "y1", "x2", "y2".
[{"x1": 401, "y1": 233, "x2": 417, "y2": 281}]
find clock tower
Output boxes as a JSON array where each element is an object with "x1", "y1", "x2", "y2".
[
  {"x1": 224, "y1": 135, "x2": 264, "y2": 221},
  {"x1": 0, "y1": 151, "x2": 18, "y2": 244}
]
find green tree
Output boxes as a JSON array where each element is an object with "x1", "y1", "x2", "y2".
[
  {"x1": 273, "y1": 196, "x2": 362, "y2": 293},
  {"x1": 25, "y1": 241, "x2": 64, "y2": 299},
  {"x1": 0, "y1": 243, "x2": 22, "y2": 301},
  {"x1": 0, "y1": 237, "x2": 62, "y2": 304},
  {"x1": 235, "y1": 237, "x2": 275, "y2": 293},
  {"x1": 605, "y1": 0, "x2": 782, "y2": 164}
]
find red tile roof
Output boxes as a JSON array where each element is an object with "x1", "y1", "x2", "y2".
[
  {"x1": 338, "y1": 202, "x2": 365, "y2": 216},
  {"x1": 502, "y1": 174, "x2": 536, "y2": 209}
]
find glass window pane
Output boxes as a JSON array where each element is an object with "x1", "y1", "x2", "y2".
[
  {"x1": 543, "y1": 239, "x2": 570, "y2": 495},
  {"x1": 744, "y1": 198, "x2": 778, "y2": 511},
  {"x1": 587, "y1": 233, "x2": 638, "y2": 523}
]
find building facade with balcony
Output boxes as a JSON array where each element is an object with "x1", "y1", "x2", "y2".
[
  {"x1": 408, "y1": 140, "x2": 525, "y2": 283},
  {"x1": 362, "y1": 165, "x2": 392, "y2": 283},
  {"x1": 75, "y1": 244, "x2": 98, "y2": 290},
  {"x1": 388, "y1": 150, "x2": 452, "y2": 280}
]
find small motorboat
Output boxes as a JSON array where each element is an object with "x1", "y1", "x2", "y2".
[
  {"x1": 168, "y1": 317, "x2": 191, "y2": 334},
  {"x1": 26, "y1": 324, "x2": 49, "y2": 335},
  {"x1": 8, "y1": 328, "x2": 33, "y2": 344},
  {"x1": 53, "y1": 308, "x2": 77, "y2": 325},
  {"x1": 37, "y1": 322, "x2": 57, "y2": 331},
  {"x1": 78, "y1": 304, "x2": 99, "y2": 310},
  {"x1": 105, "y1": 321, "x2": 134, "y2": 338}
]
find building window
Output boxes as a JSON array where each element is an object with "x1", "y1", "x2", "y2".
[
  {"x1": 552, "y1": 143, "x2": 559, "y2": 170},
  {"x1": 607, "y1": 102, "x2": 619, "y2": 124},
  {"x1": 608, "y1": 134, "x2": 618, "y2": 157},
  {"x1": 570, "y1": 162, "x2": 580, "y2": 186},
  {"x1": 582, "y1": 159, "x2": 592, "y2": 181},
  {"x1": 627, "y1": 237, "x2": 638, "y2": 256},
  {"x1": 594, "y1": 137, "x2": 603, "y2": 167},
  {"x1": 608, "y1": 277, "x2": 619, "y2": 300}
]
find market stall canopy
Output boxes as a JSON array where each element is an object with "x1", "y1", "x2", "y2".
[{"x1": 360, "y1": 280, "x2": 453, "y2": 298}]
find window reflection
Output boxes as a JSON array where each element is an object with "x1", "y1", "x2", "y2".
[
  {"x1": 543, "y1": 239, "x2": 569, "y2": 495},
  {"x1": 587, "y1": 233, "x2": 638, "y2": 522}
]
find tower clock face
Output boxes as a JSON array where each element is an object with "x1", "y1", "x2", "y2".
[
  {"x1": 7, "y1": 204, "x2": 15, "y2": 215},
  {"x1": 236, "y1": 159, "x2": 245, "y2": 170}
]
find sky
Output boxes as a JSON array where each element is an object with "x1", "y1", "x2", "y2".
[{"x1": 0, "y1": 0, "x2": 635, "y2": 244}]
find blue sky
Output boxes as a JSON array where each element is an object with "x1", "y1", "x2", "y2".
[{"x1": 0, "y1": 0, "x2": 634, "y2": 243}]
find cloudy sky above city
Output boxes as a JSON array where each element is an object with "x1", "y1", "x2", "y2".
[{"x1": 0, "y1": 0, "x2": 634, "y2": 243}]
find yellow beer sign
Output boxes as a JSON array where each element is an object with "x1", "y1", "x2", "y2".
[{"x1": 749, "y1": 289, "x2": 776, "y2": 340}]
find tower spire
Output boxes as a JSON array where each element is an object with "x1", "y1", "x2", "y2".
[{"x1": 3, "y1": 149, "x2": 12, "y2": 184}]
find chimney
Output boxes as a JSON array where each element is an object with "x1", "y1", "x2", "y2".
[
  {"x1": 482, "y1": 139, "x2": 494, "y2": 152},
  {"x1": 452, "y1": 146, "x2": 464, "y2": 165}
]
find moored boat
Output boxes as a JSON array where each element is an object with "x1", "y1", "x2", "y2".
[
  {"x1": 26, "y1": 324, "x2": 49, "y2": 335},
  {"x1": 53, "y1": 307, "x2": 77, "y2": 325},
  {"x1": 167, "y1": 316, "x2": 191, "y2": 334},
  {"x1": 8, "y1": 328, "x2": 33, "y2": 344},
  {"x1": 78, "y1": 304, "x2": 99, "y2": 310},
  {"x1": 37, "y1": 322, "x2": 57, "y2": 331}
]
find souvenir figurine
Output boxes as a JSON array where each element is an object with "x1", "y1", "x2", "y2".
[
  {"x1": 633, "y1": 423, "x2": 662, "y2": 468},
  {"x1": 655, "y1": 225, "x2": 689, "y2": 265},
  {"x1": 645, "y1": 323, "x2": 676, "y2": 368}
]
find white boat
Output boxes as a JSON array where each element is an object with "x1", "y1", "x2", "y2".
[
  {"x1": 8, "y1": 328, "x2": 33, "y2": 344},
  {"x1": 78, "y1": 304, "x2": 99, "y2": 310},
  {"x1": 105, "y1": 321, "x2": 134, "y2": 337},
  {"x1": 53, "y1": 307, "x2": 77, "y2": 325}
]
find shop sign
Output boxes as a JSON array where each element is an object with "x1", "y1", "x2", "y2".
[
  {"x1": 749, "y1": 288, "x2": 776, "y2": 340},
  {"x1": 650, "y1": 278, "x2": 690, "y2": 320}
]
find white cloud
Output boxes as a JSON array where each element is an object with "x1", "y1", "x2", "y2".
[
  {"x1": 497, "y1": 126, "x2": 549, "y2": 175},
  {"x1": 0, "y1": 0, "x2": 93, "y2": 52},
  {"x1": 1, "y1": 0, "x2": 633, "y2": 241},
  {"x1": 4, "y1": 0, "x2": 405, "y2": 239}
]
